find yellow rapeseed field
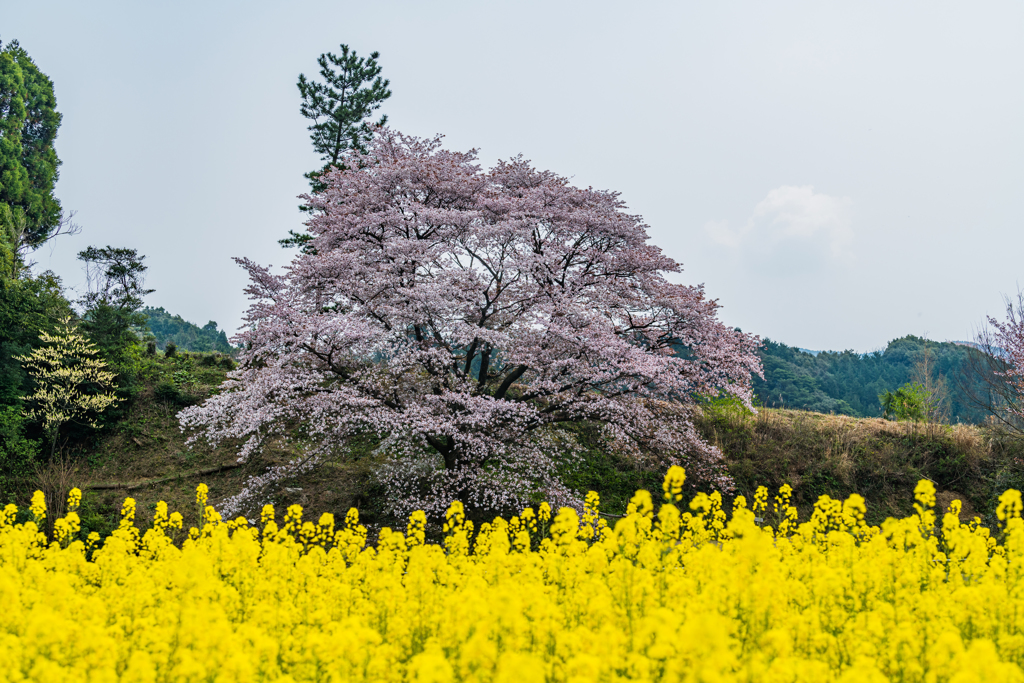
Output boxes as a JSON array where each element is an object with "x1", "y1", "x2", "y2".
[{"x1": 2, "y1": 468, "x2": 1024, "y2": 682}]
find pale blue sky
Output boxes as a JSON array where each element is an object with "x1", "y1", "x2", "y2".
[{"x1": 5, "y1": 1, "x2": 1023, "y2": 351}]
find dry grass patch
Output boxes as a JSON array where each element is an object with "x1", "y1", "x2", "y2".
[{"x1": 698, "y1": 405, "x2": 1023, "y2": 524}]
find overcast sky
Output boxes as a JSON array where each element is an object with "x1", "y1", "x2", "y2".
[{"x1": 5, "y1": 1, "x2": 1023, "y2": 351}]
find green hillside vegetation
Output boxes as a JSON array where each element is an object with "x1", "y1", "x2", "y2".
[
  {"x1": 696, "y1": 398, "x2": 1024, "y2": 524},
  {"x1": 754, "y1": 335, "x2": 988, "y2": 423},
  {"x1": 2, "y1": 349, "x2": 239, "y2": 529},
  {"x1": 142, "y1": 307, "x2": 235, "y2": 354},
  {"x1": 10, "y1": 355, "x2": 1021, "y2": 538}
]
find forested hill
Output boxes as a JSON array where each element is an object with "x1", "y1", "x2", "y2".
[
  {"x1": 142, "y1": 307, "x2": 235, "y2": 354},
  {"x1": 753, "y1": 336, "x2": 988, "y2": 424}
]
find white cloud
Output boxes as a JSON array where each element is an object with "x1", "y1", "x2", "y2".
[
  {"x1": 754, "y1": 185, "x2": 853, "y2": 253},
  {"x1": 704, "y1": 219, "x2": 740, "y2": 249},
  {"x1": 705, "y1": 185, "x2": 853, "y2": 260}
]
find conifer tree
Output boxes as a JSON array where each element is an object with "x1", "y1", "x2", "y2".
[
  {"x1": 280, "y1": 44, "x2": 391, "y2": 250},
  {"x1": 76, "y1": 246, "x2": 153, "y2": 366},
  {"x1": 0, "y1": 39, "x2": 63, "y2": 255}
]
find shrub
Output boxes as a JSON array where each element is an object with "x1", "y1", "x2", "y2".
[
  {"x1": 879, "y1": 382, "x2": 932, "y2": 422},
  {"x1": 153, "y1": 381, "x2": 197, "y2": 407},
  {"x1": 0, "y1": 405, "x2": 40, "y2": 499}
]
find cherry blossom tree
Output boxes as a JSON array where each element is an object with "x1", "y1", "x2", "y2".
[
  {"x1": 180, "y1": 130, "x2": 762, "y2": 518},
  {"x1": 977, "y1": 292, "x2": 1024, "y2": 429}
]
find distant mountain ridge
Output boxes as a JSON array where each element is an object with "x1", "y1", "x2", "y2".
[
  {"x1": 754, "y1": 336, "x2": 989, "y2": 423},
  {"x1": 142, "y1": 307, "x2": 235, "y2": 354}
]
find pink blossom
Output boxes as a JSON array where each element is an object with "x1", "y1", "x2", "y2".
[
  {"x1": 180, "y1": 129, "x2": 762, "y2": 518},
  {"x1": 988, "y1": 292, "x2": 1024, "y2": 424}
]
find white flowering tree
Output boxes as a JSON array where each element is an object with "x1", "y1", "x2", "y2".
[
  {"x1": 17, "y1": 317, "x2": 121, "y2": 457},
  {"x1": 181, "y1": 130, "x2": 762, "y2": 517}
]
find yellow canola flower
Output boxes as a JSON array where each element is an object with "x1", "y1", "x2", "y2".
[
  {"x1": 2, "y1": 478, "x2": 1024, "y2": 682},
  {"x1": 662, "y1": 465, "x2": 686, "y2": 502},
  {"x1": 195, "y1": 482, "x2": 209, "y2": 508},
  {"x1": 67, "y1": 487, "x2": 82, "y2": 512},
  {"x1": 29, "y1": 490, "x2": 46, "y2": 522}
]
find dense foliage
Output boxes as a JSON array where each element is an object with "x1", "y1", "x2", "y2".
[
  {"x1": 5, "y1": 473, "x2": 1024, "y2": 681},
  {"x1": 0, "y1": 275, "x2": 76, "y2": 497},
  {"x1": 754, "y1": 336, "x2": 989, "y2": 423},
  {"x1": 0, "y1": 39, "x2": 62, "y2": 257},
  {"x1": 15, "y1": 317, "x2": 120, "y2": 457},
  {"x1": 0, "y1": 271, "x2": 71, "y2": 409},
  {"x1": 0, "y1": 40, "x2": 72, "y2": 490},
  {"x1": 282, "y1": 43, "x2": 391, "y2": 250},
  {"x1": 182, "y1": 129, "x2": 761, "y2": 519},
  {"x1": 142, "y1": 306, "x2": 234, "y2": 354},
  {"x1": 878, "y1": 382, "x2": 932, "y2": 422}
]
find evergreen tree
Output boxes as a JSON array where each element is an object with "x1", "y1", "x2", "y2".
[
  {"x1": 280, "y1": 44, "x2": 391, "y2": 250},
  {"x1": 0, "y1": 39, "x2": 75, "y2": 431},
  {"x1": 0, "y1": 39, "x2": 63, "y2": 255},
  {"x1": 0, "y1": 270, "x2": 72, "y2": 407},
  {"x1": 76, "y1": 246, "x2": 153, "y2": 366},
  {"x1": 879, "y1": 382, "x2": 933, "y2": 422}
]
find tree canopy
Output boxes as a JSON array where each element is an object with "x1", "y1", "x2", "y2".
[
  {"x1": 281, "y1": 44, "x2": 391, "y2": 250},
  {"x1": 183, "y1": 129, "x2": 762, "y2": 518},
  {"x1": 76, "y1": 246, "x2": 153, "y2": 366},
  {"x1": 77, "y1": 246, "x2": 153, "y2": 313},
  {"x1": 0, "y1": 39, "x2": 62, "y2": 254}
]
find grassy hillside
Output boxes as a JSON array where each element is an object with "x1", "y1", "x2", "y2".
[
  {"x1": 21, "y1": 350, "x2": 386, "y2": 537},
  {"x1": 695, "y1": 401, "x2": 1024, "y2": 524},
  {"x1": 7, "y1": 350, "x2": 243, "y2": 535},
  {"x1": 16, "y1": 357, "x2": 1024, "y2": 535}
]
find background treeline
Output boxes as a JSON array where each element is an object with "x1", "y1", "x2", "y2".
[
  {"x1": 754, "y1": 336, "x2": 988, "y2": 423},
  {"x1": 142, "y1": 307, "x2": 234, "y2": 354}
]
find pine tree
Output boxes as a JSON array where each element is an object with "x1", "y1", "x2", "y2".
[
  {"x1": 280, "y1": 44, "x2": 391, "y2": 250},
  {"x1": 0, "y1": 39, "x2": 63, "y2": 255},
  {"x1": 77, "y1": 246, "x2": 154, "y2": 366}
]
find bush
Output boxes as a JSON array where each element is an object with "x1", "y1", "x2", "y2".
[
  {"x1": 164, "y1": 341, "x2": 176, "y2": 358},
  {"x1": 0, "y1": 405, "x2": 40, "y2": 500},
  {"x1": 195, "y1": 352, "x2": 236, "y2": 370},
  {"x1": 153, "y1": 381, "x2": 198, "y2": 407},
  {"x1": 879, "y1": 382, "x2": 932, "y2": 422},
  {"x1": 145, "y1": 340, "x2": 156, "y2": 356}
]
